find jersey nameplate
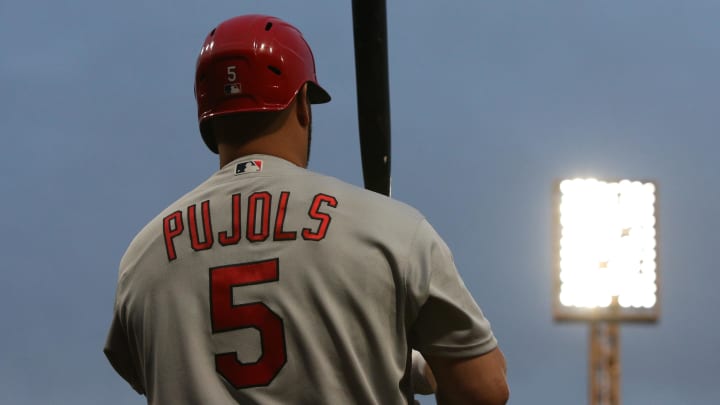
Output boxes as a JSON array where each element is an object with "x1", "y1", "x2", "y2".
[{"x1": 162, "y1": 192, "x2": 338, "y2": 261}]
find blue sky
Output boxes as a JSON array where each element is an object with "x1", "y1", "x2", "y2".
[{"x1": 2, "y1": 1, "x2": 719, "y2": 404}]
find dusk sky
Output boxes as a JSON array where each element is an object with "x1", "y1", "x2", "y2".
[{"x1": 2, "y1": 1, "x2": 719, "y2": 404}]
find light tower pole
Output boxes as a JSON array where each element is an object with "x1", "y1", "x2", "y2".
[{"x1": 589, "y1": 319, "x2": 620, "y2": 405}]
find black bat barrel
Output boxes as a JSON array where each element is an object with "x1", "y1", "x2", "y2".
[{"x1": 352, "y1": 0, "x2": 391, "y2": 196}]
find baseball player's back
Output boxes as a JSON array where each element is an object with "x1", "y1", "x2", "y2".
[
  {"x1": 105, "y1": 154, "x2": 496, "y2": 404},
  {"x1": 106, "y1": 14, "x2": 507, "y2": 405}
]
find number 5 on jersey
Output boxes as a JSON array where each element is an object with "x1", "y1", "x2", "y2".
[{"x1": 209, "y1": 259, "x2": 286, "y2": 388}]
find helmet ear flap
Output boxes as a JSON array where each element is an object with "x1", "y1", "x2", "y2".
[{"x1": 194, "y1": 15, "x2": 331, "y2": 153}]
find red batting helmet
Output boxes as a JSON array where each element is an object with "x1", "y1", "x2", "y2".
[{"x1": 194, "y1": 15, "x2": 331, "y2": 153}]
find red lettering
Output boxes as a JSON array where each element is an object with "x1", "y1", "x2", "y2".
[
  {"x1": 274, "y1": 192, "x2": 297, "y2": 241},
  {"x1": 163, "y1": 211, "x2": 184, "y2": 261},
  {"x1": 247, "y1": 192, "x2": 271, "y2": 242},
  {"x1": 302, "y1": 194, "x2": 338, "y2": 241},
  {"x1": 219, "y1": 193, "x2": 242, "y2": 245},
  {"x1": 188, "y1": 200, "x2": 214, "y2": 251}
]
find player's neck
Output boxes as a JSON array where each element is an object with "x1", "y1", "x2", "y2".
[{"x1": 218, "y1": 130, "x2": 308, "y2": 169}]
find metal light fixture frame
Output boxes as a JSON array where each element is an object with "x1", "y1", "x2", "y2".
[{"x1": 552, "y1": 178, "x2": 661, "y2": 323}]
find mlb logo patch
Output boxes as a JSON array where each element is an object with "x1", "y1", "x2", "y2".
[
  {"x1": 235, "y1": 160, "x2": 263, "y2": 175},
  {"x1": 224, "y1": 83, "x2": 242, "y2": 95}
]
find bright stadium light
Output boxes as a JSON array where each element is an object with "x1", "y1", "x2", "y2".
[{"x1": 553, "y1": 178, "x2": 660, "y2": 322}]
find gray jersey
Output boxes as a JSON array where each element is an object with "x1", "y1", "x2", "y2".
[{"x1": 104, "y1": 154, "x2": 497, "y2": 404}]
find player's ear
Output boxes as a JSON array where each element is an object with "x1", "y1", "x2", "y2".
[{"x1": 296, "y1": 83, "x2": 311, "y2": 128}]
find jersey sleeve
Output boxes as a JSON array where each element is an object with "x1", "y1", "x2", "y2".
[
  {"x1": 103, "y1": 278, "x2": 146, "y2": 395},
  {"x1": 406, "y1": 219, "x2": 498, "y2": 358}
]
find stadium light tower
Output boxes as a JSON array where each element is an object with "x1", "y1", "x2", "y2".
[{"x1": 553, "y1": 178, "x2": 660, "y2": 405}]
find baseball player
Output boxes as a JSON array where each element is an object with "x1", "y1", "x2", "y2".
[{"x1": 104, "y1": 14, "x2": 508, "y2": 405}]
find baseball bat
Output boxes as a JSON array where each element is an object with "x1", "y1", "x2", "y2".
[{"x1": 351, "y1": 0, "x2": 392, "y2": 197}]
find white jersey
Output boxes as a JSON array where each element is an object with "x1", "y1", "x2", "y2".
[{"x1": 105, "y1": 154, "x2": 497, "y2": 404}]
